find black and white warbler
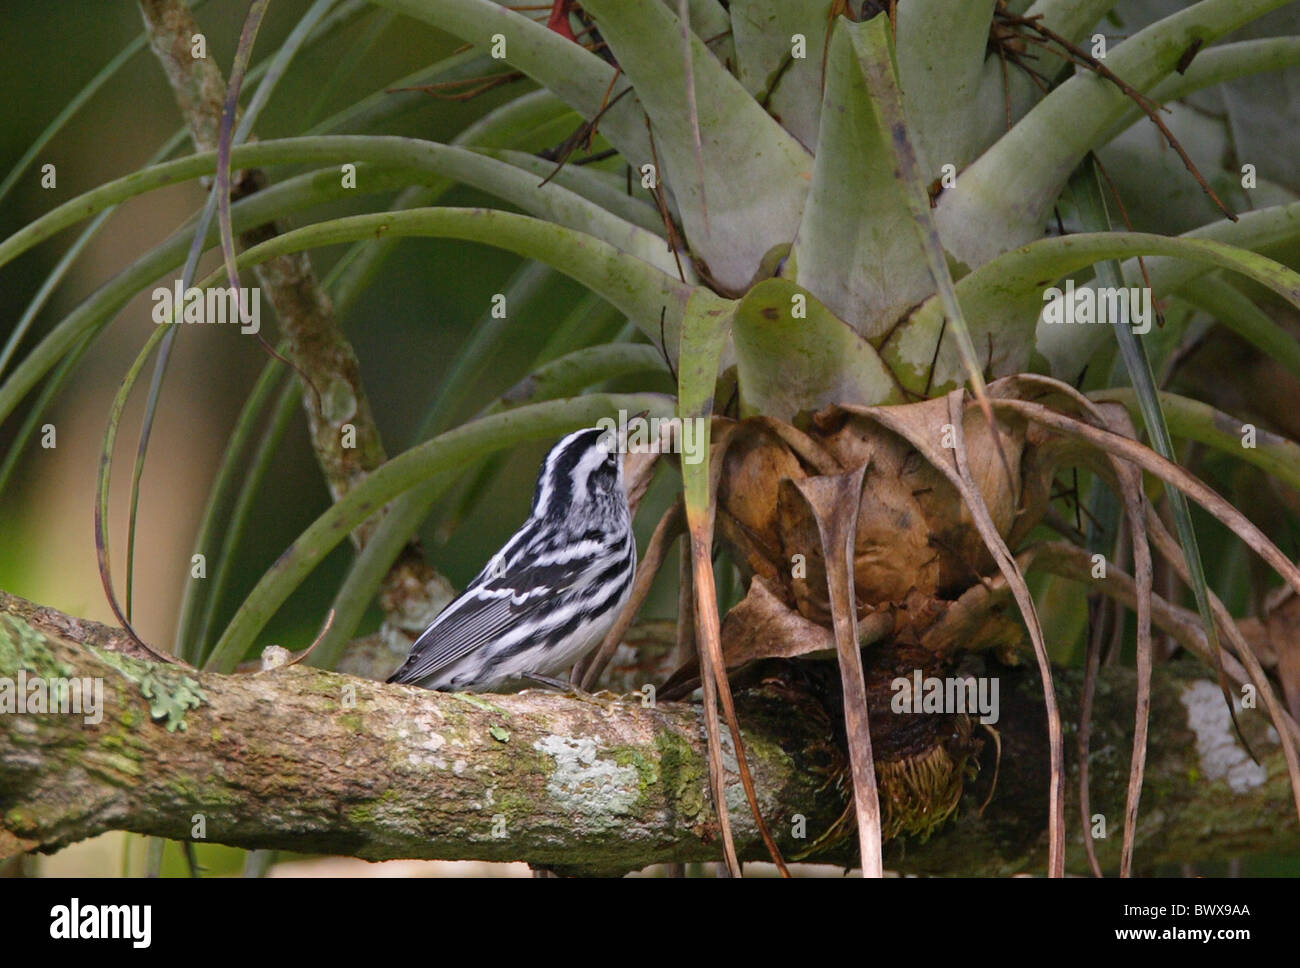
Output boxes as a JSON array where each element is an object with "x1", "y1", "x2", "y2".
[{"x1": 387, "y1": 425, "x2": 637, "y2": 692}]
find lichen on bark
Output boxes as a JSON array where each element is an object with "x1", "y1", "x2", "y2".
[{"x1": 3, "y1": 591, "x2": 1298, "y2": 874}]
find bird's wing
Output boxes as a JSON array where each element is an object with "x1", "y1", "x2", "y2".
[{"x1": 386, "y1": 552, "x2": 600, "y2": 686}]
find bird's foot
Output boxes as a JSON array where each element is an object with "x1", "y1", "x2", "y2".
[{"x1": 521, "y1": 672, "x2": 611, "y2": 704}]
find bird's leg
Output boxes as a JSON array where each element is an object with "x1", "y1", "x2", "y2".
[
  {"x1": 521, "y1": 671, "x2": 602, "y2": 702},
  {"x1": 521, "y1": 672, "x2": 573, "y2": 691}
]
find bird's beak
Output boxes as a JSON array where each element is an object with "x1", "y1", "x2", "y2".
[
  {"x1": 617, "y1": 409, "x2": 651, "y2": 450},
  {"x1": 617, "y1": 410, "x2": 652, "y2": 470}
]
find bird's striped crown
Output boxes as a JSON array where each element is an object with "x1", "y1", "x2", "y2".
[{"x1": 530, "y1": 425, "x2": 625, "y2": 523}]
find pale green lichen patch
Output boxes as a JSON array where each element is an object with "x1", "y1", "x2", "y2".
[
  {"x1": 535, "y1": 735, "x2": 640, "y2": 822},
  {"x1": 0, "y1": 614, "x2": 73, "y2": 680},
  {"x1": 92, "y1": 648, "x2": 206, "y2": 733},
  {"x1": 1179, "y1": 680, "x2": 1267, "y2": 793},
  {"x1": 397, "y1": 719, "x2": 449, "y2": 771},
  {"x1": 321, "y1": 378, "x2": 358, "y2": 426},
  {"x1": 448, "y1": 693, "x2": 506, "y2": 716}
]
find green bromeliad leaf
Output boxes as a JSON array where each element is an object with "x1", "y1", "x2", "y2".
[
  {"x1": 895, "y1": 0, "x2": 1001, "y2": 179},
  {"x1": 677, "y1": 288, "x2": 734, "y2": 513},
  {"x1": 370, "y1": 0, "x2": 654, "y2": 167},
  {"x1": 837, "y1": 14, "x2": 998, "y2": 417},
  {"x1": 1092, "y1": 387, "x2": 1300, "y2": 493},
  {"x1": 581, "y1": 0, "x2": 814, "y2": 293},
  {"x1": 1177, "y1": 276, "x2": 1300, "y2": 386},
  {"x1": 1037, "y1": 200, "x2": 1300, "y2": 375},
  {"x1": 728, "y1": 0, "x2": 830, "y2": 151},
  {"x1": 888, "y1": 228, "x2": 1300, "y2": 394},
  {"x1": 733, "y1": 278, "x2": 900, "y2": 420},
  {"x1": 935, "y1": 0, "x2": 1295, "y2": 269},
  {"x1": 788, "y1": 16, "x2": 934, "y2": 340},
  {"x1": 0, "y1": 136, "x2": 678, "y2": 279}
]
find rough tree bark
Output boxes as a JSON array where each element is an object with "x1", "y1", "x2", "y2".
[{"x1": 1, "y1": 591, "x2": 1297, "y2": 875}]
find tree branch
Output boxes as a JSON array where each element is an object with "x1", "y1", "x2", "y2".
[{"x1": 2, "y1": 591, "x2": 1297, "y2": 874}]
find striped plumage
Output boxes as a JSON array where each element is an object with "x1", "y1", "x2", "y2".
[{"x1": 387, "y1": 426, "x2": 637, "y2": 692}]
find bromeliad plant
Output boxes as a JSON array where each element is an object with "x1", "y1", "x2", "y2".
[{"x1": 3, "y1": 0, "x2": 1300, "y2": 876}]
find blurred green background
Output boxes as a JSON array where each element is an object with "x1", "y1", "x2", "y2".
[{"x1": 0, "y1": 0, "x2": 659, "y2": 649}]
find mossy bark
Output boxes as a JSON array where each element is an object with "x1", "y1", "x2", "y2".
[
  {"x1": 0, "y1": 593, "x2": 845, "y2": 873},
  {"x1": 2, "y1": 591, "x2": 1297, "y2": 874}
]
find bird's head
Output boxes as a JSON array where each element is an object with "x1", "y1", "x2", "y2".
[{"x1": 530, "y1": 424, "x2": 629, "y2": 523}]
